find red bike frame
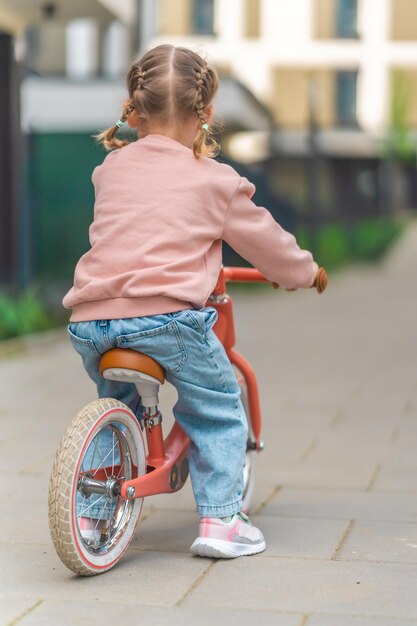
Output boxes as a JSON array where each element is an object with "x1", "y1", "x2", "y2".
[
  {"x1": 210, "y1": 266, "x2": 267, "y2": 450},
  {"x1": 119, "y1": 266, "x2": 267, "y2": 500}
]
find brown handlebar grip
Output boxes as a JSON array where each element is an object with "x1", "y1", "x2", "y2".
[{"x1": 314, "y1": 267, "x2": 328, "y2": 293}]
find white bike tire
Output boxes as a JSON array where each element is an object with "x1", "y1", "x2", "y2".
[{"x1": 48, "y1": 398, "x2": 146, "y2": 576}]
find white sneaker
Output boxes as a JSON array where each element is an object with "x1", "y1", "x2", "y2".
[{"x1": 190, "y1": 512, "x2": 266, "y2": 558}]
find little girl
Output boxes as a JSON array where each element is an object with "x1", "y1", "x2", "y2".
[{"x1": 63, "y1": 44, "x2": 319, "y2": 559}]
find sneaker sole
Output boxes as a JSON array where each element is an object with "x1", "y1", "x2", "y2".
[{"x1": 190, "y1": 537, "x2": 266, "y2": 559}]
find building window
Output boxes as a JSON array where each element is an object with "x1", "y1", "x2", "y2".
[
  {"x1": 192, "y1": 0, "x2": 215, "y2": 35},
  {"x1": 336, "y1": 0, "x2": 358, "y2": 38},
  {"x1": 336, "y1": 71, "x2": 358, "y2": 126}
]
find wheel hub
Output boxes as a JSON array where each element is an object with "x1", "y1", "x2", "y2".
[{"x1": 78, "y1": 474, "x2": 121, "y2": 498}]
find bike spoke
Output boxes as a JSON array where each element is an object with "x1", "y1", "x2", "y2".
[
  {"x1": 92, "y1": 440, "x2": 119, "y2": 478},
  {"x1": 88, "y1": 434, "x2": 100, "y2": 473},
  {"x1": 76, "y1": 495, "x2": 106, "y2": 518},
  {"x1": 80, "y1": 494, "x2": 88, "y2": 519},
  {"x1": 116, "y1": 455, "x2": 126, "y2": 479},
  {"x1": 93, "y1": 498, "x2": 109, "y2": 536},
  {"x1": 112, "y1": 430, "x2": 115, "y2": 476}
]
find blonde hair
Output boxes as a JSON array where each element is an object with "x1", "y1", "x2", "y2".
[{"x1": 96, "y1": 45, "x2": 220, "y2": 158}]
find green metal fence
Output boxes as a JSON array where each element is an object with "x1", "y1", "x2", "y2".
[{"x1": 29, "y1": 132, "x2": 103, "y2": 284}]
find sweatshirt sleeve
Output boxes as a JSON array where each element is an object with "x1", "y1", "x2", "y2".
[{"x1": 222, "y1": 177, "x2": 318, "y2": 289}]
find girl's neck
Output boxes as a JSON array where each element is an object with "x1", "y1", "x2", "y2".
[{"x1": 138, "y1": 120, "x2": 199, "y2": 150}]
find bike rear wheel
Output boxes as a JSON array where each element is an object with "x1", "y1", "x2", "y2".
[{"x1": 48, "y1": 398, "x2": 146, "y2": 576}]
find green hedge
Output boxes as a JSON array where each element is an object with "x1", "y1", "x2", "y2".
[
  {"x1": 0, "y1": 291, "x2": 57, "y2": 341},
  {"x1": 297, "y1": 217, "x2": 403, "y2": 270}
]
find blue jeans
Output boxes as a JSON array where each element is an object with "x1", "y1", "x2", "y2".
[{"x1": 68, "y1": 307, "x2": 247, "y2": 518}]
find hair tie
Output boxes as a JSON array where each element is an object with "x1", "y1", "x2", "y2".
[
  {"x1": 202, "y1": 123, "x2": 209, "y2": 131},
  {"x1": 115, "y1": 120, "x2": 124, "y2": 128}
]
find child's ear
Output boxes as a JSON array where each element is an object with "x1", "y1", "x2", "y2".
[{"x1": 127, "y1": 108, "x2": 139, "y2": 128}]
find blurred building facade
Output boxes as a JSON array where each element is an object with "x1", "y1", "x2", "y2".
[
  {"x1": 0, "y1": 0, "x2": 134, "y2": 288},
  {"x1": 148, "y1": 0, "x2": 417, "y2": 143},
  {"x1": 143, "y1": 0, "x2": 417, "y2": 239},
  {"x1": 0, "y1": 0, "x2": 416, "y2": 291},
  {"x1": 11, "y1": 1, "x2": 417, "y2": 138}
]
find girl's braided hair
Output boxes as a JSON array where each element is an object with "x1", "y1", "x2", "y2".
[{"x1": 96, "y1": 45, "x2": 220, "y2": 158}]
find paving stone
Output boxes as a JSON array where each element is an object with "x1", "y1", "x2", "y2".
[
  {"x1": 403, "y1": 403, "x2": 417, "y2": 421},
  {"x1": 252, "y1": 515, "x2": 349, "y2": 559},
  {"x1": 0, "y1": 597, "x2": 42, "y2": 626},
  {"x1": 263, "y1": 488, "x2": 417, "y2": 522},
  {"x1": 337, "y1": 520, "x2": 417, "y2": 564},
  {"x1": 246, "y1": 477, "x2": 281, "y2": 514},
  {"x1": 0, "y1": 438, "x2": 54, "y2": 474},
  {"x1": 262, "y1": 402, "x2": 340, "y2": 429},
  {"x1": 19, "y1": 454, "x2": 55, "y2": 474},
  {"x1": 183, "y1": 557, "x2": 417, "y2": 619},
  {"x1": 371, "y1": 458, "x2": 417, "y2": 492},
  {"x1": 2, "y1": 471, "x2": 49, "y2": 505},
  {"x1": 16, "y1": 600, "x2": 304, "y2": 626},
  {"x1": 1, "y1": 499, "x2": 49, "y2": 546},
  {"x1": 0, "y1": 357, "x2": 85, "y2": 412},
  {"x1": 381, "y1": 445, "x2": 417, "y2": 466},
  {"x1": 303, "y1": 421, "x2": 398, "y2": 459},
  {"x1": 0, "y1": 544, "x2": 209, "y2": 607},
  {"x1": 280, "y1": 382, "x2": 357, "y2": 407},
  {"x1": 306, "y1": 614, "x2": 417, "y2": 626},
  {"x1": 0, "y1": 414, "x2": 33, "y2": 443},
  {"x1": 131, "y1": 510, "x2": 198, "y2": 553},
  {"x1": 340, "y1": 399, "x2": 407, "y2": 423},
  {"x1": 261, "y1": 459, "x2": 378, "y2": 490},
  {"x1": 259, "y1": 429, "x2": 319, "y2": 465},
  {"x1": 385, "y1": 421, "x2": 417, "y2": 457}
]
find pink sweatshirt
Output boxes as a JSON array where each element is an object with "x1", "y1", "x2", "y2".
[{"x1": 63, "y1": 134, "x2": 318, "y2": 321}]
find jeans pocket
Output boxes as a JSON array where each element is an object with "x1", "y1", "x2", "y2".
[
  {"x1": 67, "y1": 326, "x2": 101, "y2": 356},
  {"x1": 183, "y1": 310, "x2": 206, "y2": 335},
  {"x1": 179, "y1": 307, "x2": 218, "y2": 335},
  {"x1": 116, "y1": 321, "x2": 187, "y2": 374},
  {"x1": 202, "y1": 307, "x2": 218, "y2": 333}
]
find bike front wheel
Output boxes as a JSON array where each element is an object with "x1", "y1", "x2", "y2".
[{"x1": 48, "y1": 398, "x2": 146, "y2": 576}]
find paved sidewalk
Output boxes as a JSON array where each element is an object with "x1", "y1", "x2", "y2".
[{"x1": 1, "y1": 223, "x2": 417, "y2": 626}]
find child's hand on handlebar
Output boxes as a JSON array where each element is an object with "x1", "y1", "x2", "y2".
[
  {"x1": 272, "y1": 283, "x2": 295, "y2": 291},
  {"x1": 312, "y1": 267, "x2": 328, "y2": 293},
  {"x1": 271, "y1": 267, "x2": 328, "y2": 293}
]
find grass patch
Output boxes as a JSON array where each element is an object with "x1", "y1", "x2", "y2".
[
  {"x1": 298, "y1": 217, "x2": 403, "y2": 270},
  {"x1": 0, "y1": 290, "x2": 59, "y2": 341}
]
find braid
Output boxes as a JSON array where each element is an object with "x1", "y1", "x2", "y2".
[
  {"x1": 95, "y1": 98, "x2": 135, "y2": 151},
  {"x1": 121, "y1": 99, "x2": 135, "y2": 121},
  {"x1": 138, "y1": 70, "x2": 146, "y2": 90},
  {"x1": 195, "y1": 66, "x2": 209, "y2": 126},
  {"x1": 130, "y1": 64, "x2": 153, "y2": 120},
  {"x1": 192, "y1": 64, "x2": 220, "y2": 158},
  {"x1": 132, "y1": 65, "x2": 147, "y2": 92}
]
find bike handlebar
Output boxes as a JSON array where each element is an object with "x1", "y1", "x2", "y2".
[
  {"x1": 220, "y1": 266, "x2": 328, "y2": 294},
  {"x1": 223, "y1": 267, "x2": 268, "y2": 283}
]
